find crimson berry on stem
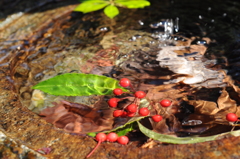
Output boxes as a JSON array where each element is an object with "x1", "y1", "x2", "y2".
[
  {"x1": 127, "y1": 112, "x2": 135, "y2": 117},
  {"x1": 113, "y1": 88, "x2": 123, "y2": 96},
  {"x1": 117, "y1": 136, "x2": 129, "y2": 145},
  {"x1": 139, "y1": 107, "x2": 150, "y2": 116},
  {"x1": 226, "y1": 113, "x2": 238, "y2": 122},
  {"x1": 119, "y1": 78, "x2": 131, "y2": 87},
  {"x1": 134, "y1": 91, "x2": 146, "y2": 99},
  {"x1": 86, "y1": 133, "x2": 106, "y2": 158},
  {"x1": 106, "y1": 132, "x2": 118, "y2": 142},
  {"x1": 121, "y1": 111, "x2": 128, "y2": 117},
  {"x1": 113, "y1": 110, "x2": 123, "y2": 117},
  {"x1": 152, "y1": 115, "x2": 163, "y2": 122},
  {"x1": 126, "y1": 104, "x2": 138, "y2": 113},
  {"x1": 108, "y1": 98, "x2": 119, "y2": 108},
  {"x1": 160, "y1": 99, "x2": 172, "y2": 107}
]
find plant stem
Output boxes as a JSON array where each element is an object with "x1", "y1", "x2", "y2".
[{"x1": 86, "y1": 141, "x2": 102, "y2": 158}]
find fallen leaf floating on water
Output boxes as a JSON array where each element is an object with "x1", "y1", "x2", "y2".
[{"x1": 39, "y1": 100, "x2": 114, "y2": 134}]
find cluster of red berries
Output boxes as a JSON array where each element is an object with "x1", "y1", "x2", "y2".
[
  {"x1": 108, "y1": 78, "x2": 172, "y2": 122},
  {"x1": 86, "y1": 132, "x2": 128, "y2": 158},
  {"x1": 87, "y1": 78, "x2": 174, "y2": 158}
]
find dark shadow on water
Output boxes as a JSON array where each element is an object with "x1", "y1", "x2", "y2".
[{"x1": 0, "y1": 0, "x2": 79, "y2": 20}]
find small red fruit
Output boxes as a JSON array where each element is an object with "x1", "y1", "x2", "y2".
[
  {"x1": 152, "y1": 115, "x2": 163, "y2": 122},
  {"x1": 108, "y1": 98, "x2": 119, "y2": 108},
  {"x1": 113, "y1": 88, "x2": 123, "y2": 96},
  {"x1": 127, "y1": 112, "x2": 135, "y2": 117},
  {"x1": 226, "y1": 113, "x2": 238, "y2": 122},
  {"x1": 86, "y1": 133, "x2": 106, "y2": 158},
  {"x1": 113, "y1": 110, "x2": 123, "y2": 117},
  {"x1": 126, "y1": 104, "x2": 138, "y2": 113},
  {"x1": 119, "y1": 78, "x2": 131, "y2": 87},
  {"x1": 121, "y1": 111, "x2": 128, "y2": 117},
  {"x1": 95, "y1": 133, "x2": 107, "y2": 142},
  {"x1": 106, "y1": 132, "x2": 118, "y2": 142},
  {"x1": 134, "y1": 91, "x2": 146, "y2": 99},
  {"x1": 139, "y1": 107, "x2": 150, "y2": 116},
  {"x1": 117, "y1": 136, "x2": 129, "y2": 145},
  {"x1": 160, "y1": 99, "x2": 172, "y2": 107}
]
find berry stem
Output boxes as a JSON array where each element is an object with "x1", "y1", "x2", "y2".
[
  {"x1": 86, "y1": 141, "x2": 102, "y2": 158},
  {"x1": 150, "y1": 101, "x2": 158, "y2": 114},
  {"x1": 122, "y1": 97, "x2": 138, "y2": 110},
  {"x1": 129, "y1": 84, "x2": 136, "y2": 92}
]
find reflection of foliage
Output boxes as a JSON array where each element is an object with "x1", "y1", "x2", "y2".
[{"x1": 74, "y1": 0, "x2": 150, "y2": 19}]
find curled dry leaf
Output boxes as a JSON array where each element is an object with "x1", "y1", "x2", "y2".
[
  {"x1": 187, "y1": 89, "x2": 238, "y2": 125},
  {"x1": 39, "y1": 100, "x2": 114, "y2": 134},
  {"x1": 146, "y1": 84, "x2": 187, "y2": 102},
  {"x1": 151, "y1": 115, "x2": 181, "y2": 135},
  {"x1": 143, "y1": 84, "x2": 185, "y2": 135}
]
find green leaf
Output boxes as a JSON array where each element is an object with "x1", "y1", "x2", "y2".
[
  {"x1": 74, "y1": 0, "x2": 109, "y2": 13},
  {"x1": 104, "y1": 5, "x2": 119, "y2": 19},
  {"x1": 87, "y1": 132, "x2": 97, "y2": 137},
  {"x1": 138, "y1": 121, "x2": 240, "y2": 144},
  {"x1": 115, "y1": 0, "x2": 150, "y2": 9},
  {"x1": 115, "y1": 121, "x2": 137, "y2": 136},
  {"x1": 104, "y1": 116, "x2": 146, "y2": 136},
  {"x1": 32, "y1": 73, "x2": 128, "y2": 96}
]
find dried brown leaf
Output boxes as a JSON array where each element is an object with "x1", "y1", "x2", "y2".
[
  {"x1": 217, "y1": 89, "x2": 237, "y2": 112},
  {"x1": 146, "y1": 84, "x2": 186, "y2": 102},
  {"x1": 189, "y1": 100, "x2": 218, "y2": 115},
  {"x1": 39, "y1": 100, "x2": 114, "y2": 134}
]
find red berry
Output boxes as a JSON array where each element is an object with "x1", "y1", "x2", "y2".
[
  {"x1": 95, "y1": 133, "x2": 107, "y2": 142},
  {"x1": 160, "y1": 99, "x2": 172, "y2": 107},
  {"x1": 127, "y1": 112, "x2": 135, "y2": 117},
  {"x1": 86, "y1": 133, "x2": 106, "y2": 158},
  {"x1": 117, "y1": 136, "x2": 129, "y2": 145},
  {"x1": 152, "y1": 115, "x2": 163, "y2": 122},
  {"x1": 134, "y1": 91, "x2": 146, "y2": 99},
  {"x1": 113, "y1": 110, "x2": 123, "y2": 117},
  {"x1": 119, "y1": 78, "x2": 131, "y2": 87},
  {"x1": 121, "y1": 111, "x2": 128, "y2": 117},
  {"x1": 139, "y1": 107, "x2": 150, "y2": 116},
  {"x1": 113, "y1": 88, "x2": 123, "y2": 96},
  {"x1": 108, "y1": 98, "x2": 119, "y2": 108},
  {"x1": 226, "y1": 113, "x2": 238, "y2": 122},
  {"x1": 106, "y1": 132, "x2": 118, "y2": 142},
  {"x1": 126, "y1": 104, "x2": 138, "y2": 113}
]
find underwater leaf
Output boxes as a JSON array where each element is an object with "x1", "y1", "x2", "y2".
[
  {"x1": 217, "y1": 89, "x2": 237, "y2": 110},
  {"x1": 32, "y1": 73, "x2": 128, "y2": 96},
  {"x1": 138, "y1": 121, "x2": 240, "y2": 144},
  {"x1": 115, "y1": 0, "x2": 150, "y2": 9},
  {"x1": 74, "y1": 0, "x2": 109, "y2": 13},
  {"x1": 40, "y1": 100, "x2": 115, "y2": 134},
  {"x1": 104, "y1": 5, "x2": 119, "y2": 19},
  {"x1": 188, "y1": 100, "x2": 218, "y2": 115}
]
